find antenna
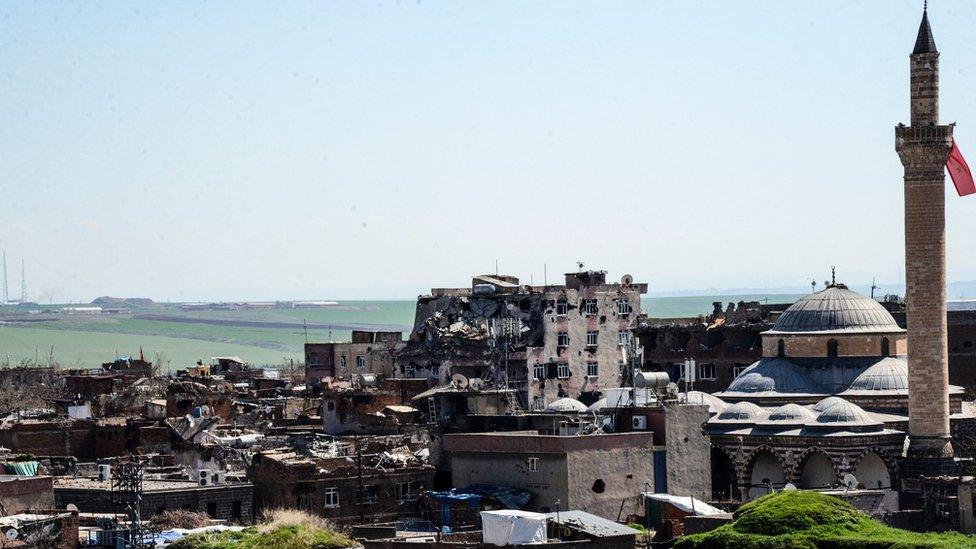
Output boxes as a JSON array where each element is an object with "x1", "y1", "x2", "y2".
[
  {"x1": 811, "y1": 278, "x2": 816, "y2": 293},
  {"x1": 2, "y1": 252, "x2": 7, "y2": 304},
  {"x1": 871, "y1": 277, "x2": 878, "y2": 299},
  {"x1": 831, "y1": 266, "x2": 836, "y2": 286}
]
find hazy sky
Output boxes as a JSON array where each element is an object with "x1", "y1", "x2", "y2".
[{"x1": 4, "y1": 1, "x2": 976, "y2": 302}]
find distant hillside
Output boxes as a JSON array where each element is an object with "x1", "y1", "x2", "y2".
[{"x1": 90, "y1": 296, "x2": 158, "y2": 308}]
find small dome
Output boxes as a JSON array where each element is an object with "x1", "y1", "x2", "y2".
[
  {"x1": 724, "y1": 358, "x2": 820, "y2": 394},
  {"x1": 770, "y1": 285, "x2": 902, "y2": 334},
  {"x1": 813, "y1": 398, "x2": 879, "y2": 427},
  {"x1": 679, "y1": 391, "x2": 727, "y2": 414},
  {"x1": 765, "y1": 403, "x2": 816, "y2": 424},
  {"x1": 546, "y1": 398, "x2": 587, "y2": 413},
  {"x1": 846, "y1": 358, "x2": 908, "y2": 392},
  {"x1": 811, "y1": 396, "x2": 848, "y2": 413},
  {"x1": 716, "y1": 401, "x2": 765, "y2": 422},
  {"x1": 585, "y1": 398, "x2": 608, "y2": 413}
]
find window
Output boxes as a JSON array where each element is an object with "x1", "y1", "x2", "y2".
[
  {"x1": 618, "y1": 331, "x2": 630, "y2": 346},
  {"x1": 557, "y1": 332, "x2": 569, "y2": 348},
  {"x1": 324, "y1": 487, "x2": 339, "y2": 508},
  {"x1": 827, "y1": 338, "x2": 839, "y2": 358},
  {"x1": 699, "y1": 363, "x2": 716, "y2": 380},
  {"x1": 557, "y1": 363, "x2": 571, "y2": 379},
  {"x1": 777, "y1": 339, "x2": 786, "y2": 358},
  {"x1": 206, "y1": 502, "x2": 217, "y2": 517},
  {"x1": 340, "y1": 355, "x2": 347, "y2": 371},
  {"x1": 533, "y1": 362, "x2": 546, "y2": 380},
  {"x1": 356, "y1": 484, "x2": 379, "y2": 505},
  {"x1": 396, "y1": 482, "x2": 418, "y2": 503},
  {"x1": 528, "y1": 457, "x2": 539, "y2": 472},
  {"x1": 617, "y1": 299, "x2": 632, "y2": 315},
  {"x1": 881, "y1": 337, "x2": 890, "y2": 357},
  {"x1": 583, "y1": 299, "x2": 598, "y2": 315},
  {"x1": 307, "y1": 352, "x2": 322, "y2": 366},
  {"x1": 533, "y1": 397, "x2": 546, "y2": 411},
  {"x1": 556, "y1": 299, "x2": 569, "y2": 315},
  {"x1": 586, "y1": 330, "x2": 599, "y2": 347},
  {"x1": 232, "y1": 500, "x2": 242, "y2": 519},
  {"x1": 587, "y1": 361, "x2": 599, "y2": 377},
  {"x1": 356, "y1": 355, "x2": 366, "y2": 371},
  {"x1": 733, "y1": 364, "x2": 749, "y2": 377},
  {"x1": 326, "y1": 401, "x2": 336, "y2": 412},
  {"x1": 403, "y1": 364, "x2": 416, "y2": 378}
]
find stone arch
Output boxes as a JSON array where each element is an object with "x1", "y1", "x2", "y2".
[
  {"x1": 710, "y1": 446, "x2": 738, "y2": 501},
  {"x1": 796, "y1": 448, "x2": 841, "y2": 490},
  {"x1": 852, "y1": 447, "x2": 897, "y2": 489},
  {"x1": 746, "y1": 446, "x2": 788, "y2": 500}
]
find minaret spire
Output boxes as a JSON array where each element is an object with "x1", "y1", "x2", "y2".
[{"x1": 914, "y1": 2, "x2": 938, "y2": 54}]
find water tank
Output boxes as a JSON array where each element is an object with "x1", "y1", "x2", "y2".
[
  {"x1": 634, "y1": 371, "x2": 670, "y2": 390},
  {"x1": 356, "y1": 374, "x2": 378, "y2": 387},
  {"x1": 473, "y1": 283, "x2": 497, "y2": 295}
]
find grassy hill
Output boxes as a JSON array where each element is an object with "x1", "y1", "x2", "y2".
[{"x1": 676, "y1": 490, "x2": 976, "y2": 548}]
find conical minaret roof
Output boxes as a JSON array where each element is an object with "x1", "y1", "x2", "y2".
[{"x1": 913, "y1": 7, "x2": 938, "y2": 54}]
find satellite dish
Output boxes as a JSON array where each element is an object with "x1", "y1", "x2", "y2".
[
  {"x1": 451, "y1": 374, "x2": 469, "y2": 389},
  {"x1": 5, "y1": 528, "x2": 18, "y2": 541},
  {"x1": 621, "y1": 274, "x2": 634, "y2": 285},
  {"x1": 783, "y1": 483, "x2": 797, "y2": 491},
  {"x1": 468, "y1": 378, "x2": 485, "y2": 390},
  {"x1": 843, "y1": 473, "x2": 858, "y2": 491}
]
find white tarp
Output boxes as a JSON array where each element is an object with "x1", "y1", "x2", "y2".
[
  {"x1": 642, "y1": 493, "x2": 725, "y2": 516},
  {"x1": 481, "y1": 509, "x2": 547, "y2": 546}
]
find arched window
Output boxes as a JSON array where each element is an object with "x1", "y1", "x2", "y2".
[
  {"x1": 777, "y1": 339, "x2": 786, "y2": 358},
  {"x1": 881, "y1": 337, "x2": 890, "y2": 357},
  {"x1": 827, "y1": 339, "x2": 839, "y2": 358}
]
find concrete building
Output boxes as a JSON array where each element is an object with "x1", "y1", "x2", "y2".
[
  {"x1": 305, "y1": 330, "x2": 404, "y2": 387},
  {"x1": 398, "y1": 270, "x2": 647, "y2": 410},
  {"x1": 895, "y1": 5, "x2": 956, "y2": 477},
  {"x1": 443, "y1": 431, "x2": 654, "y2": 520},
  {"x1": 0, "y1": 475, "x2": 54, "y2": 514},
  {"x1": 54, "y1": 476, "x2": 254, "y2": 523}
]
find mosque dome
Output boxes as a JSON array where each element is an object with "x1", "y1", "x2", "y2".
[
  {"x1": 811, "y1": 396, "x2": 849, "y2": 413},
  {"x1": 769, "y1": 285, "x2": 903, "y2": 334},
  {"x1": 812, "y1": 397, "x2": 880, "y2": 428},
  {"x1": 724, "y1": 358, "x2": 821, "y2": 394},
  {"x1": 764, "y1": 403, "x2": 816, "y2": 424},
  {"x1": 715, "y1": 401, "x2": 765, "y2": 422},
  {"x1": 679, "y1": 391, "x2": 728, "y2": 414},
  {"x1": 845, "y1": 358, "x2": 909, "y2": 392}
]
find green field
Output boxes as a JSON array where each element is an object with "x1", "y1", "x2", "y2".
[{"x1": 0, "y1": 295, "x2": 802, "y2": 370}]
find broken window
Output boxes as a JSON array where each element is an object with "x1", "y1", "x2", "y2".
[
  {"x1": 396, "y1": 482, "x2": 418, "y2": 503},
  {"x1": 557, "y1": 363, "x2": 570, "y2": 379},
  {"x1": 533, "y1": 397, "x2": 546, "y2": 410},
  {"x1": 356, "y1": 356, "x2": 366, "y2": 371},
  {"x1": 528, "y1": 457, "x2": 539, "y2": 472},
  {"x1": 699, "y1": 363, "x2": 717, "y2": 380},
  {"x1": 556, "y1": 299, "x2": 569, "y2": 315},
  {"x1": 587, "y1": 361, "x2": 599, "y2": 377},
  {"x1": 356, "y1": 484, "x2": 379, "y2": 505},
  {"x1": 586, "y1": 331, "x2": 598, "y2": 347},
  {"x1": 583, "y1": 299, "x2": 598, "y2": 315},
  {"x1": 340, "y1": 355, "x2": 347, "y2": 372},
  {"x1": 533, "y1": 362, "x2": 545, "y2": 380},
  {"x1": 591, "y1": 479, "x2": 606, "y2": 493},
  {"x1": 557, "y1": 332, "x2": 569, "y2": 348},
  {"x1": 617, "y1": 299, "x2": 632, "y2": 315},
  {"x1": 618, "y1": 330, "x2": 630, "y2": 346},
  {"x1": 324, "y1": 487, "x2": 339, "y2": 508}
]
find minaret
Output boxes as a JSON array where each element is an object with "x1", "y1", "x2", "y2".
[{"x1": 895, "y1": 5, "x2": 955, "y2": 474}]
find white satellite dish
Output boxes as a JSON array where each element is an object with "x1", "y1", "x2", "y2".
[
  {"x1": 468, "y1": 378, "x2": 485, "y2": 390},
  {"x1": 451, "y1": 373, "x2": 469, "y2": 389},
  {"x1": 842, "y1": 473, "x2": 858, "y2": 491},
  {"x1": 5, "y1": 528, "x2": 18, "y2": 541},
  {"x1": 621, "y1": 274, "x2": 634, "y2": 285},
  {"x1": 783, "y1": 483, "x2": 797, "y2": 491}
]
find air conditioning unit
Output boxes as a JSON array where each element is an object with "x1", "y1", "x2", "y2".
[
  {"x1": 97, "y1": 464, "x2": 111, "y2": 482},
  {"x1": 632, "y1": 416, "x2": 648, "y2": 430},
  {"x1": 199, "y1": 469, "x2": 210, "y2": 486},
  {"x1": 210, "y1": 471, "x2": 226, "y2": 485}
]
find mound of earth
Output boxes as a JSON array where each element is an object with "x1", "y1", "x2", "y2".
[{"x1": 90, "y1": 296, "x2": 158, "y2": 308}]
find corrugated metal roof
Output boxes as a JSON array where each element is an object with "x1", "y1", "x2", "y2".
[{"x1": 545, "y1": 510, "x2": 638, "y2": 538}]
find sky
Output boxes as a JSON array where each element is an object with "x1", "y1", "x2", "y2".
[{"x1": 3, "y1": 1, "x2": 976, "y2": 302}]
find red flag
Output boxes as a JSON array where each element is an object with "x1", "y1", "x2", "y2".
[{"x1": 947, "y1": 138, "x2": 976, "y2": 196}]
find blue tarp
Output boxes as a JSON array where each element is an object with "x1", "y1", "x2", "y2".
[{"x1": 459, "y1": 484, "x2": 531, "y2": 509}]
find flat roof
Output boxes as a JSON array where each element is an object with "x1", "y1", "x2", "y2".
[{"x1": 53, "y1": 477, "x2": 251, "y2": 492}]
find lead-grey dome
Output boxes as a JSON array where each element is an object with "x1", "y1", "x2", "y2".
[
  {"x1": 723, "y1": 358, "x2": 821, "y2": 395},
  {"x1": 812, "y1": 397, "x2": 880, "y2": 427},
  {"x1": 845, "y1": 358, "x2": 909, "y2": 392},
  {"x1": 769, "y1": 285, "x2": 903, "y2": 334}
]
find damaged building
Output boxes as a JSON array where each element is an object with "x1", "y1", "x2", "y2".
[{"x1": 397, "y1": 270, "x2": 647, "y2": 409}]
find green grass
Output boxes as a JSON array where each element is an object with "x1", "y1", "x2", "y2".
[
  {"x1": 169, "y1": 509, "x2": 356, "y2": 549},
  {"x1": 676, "y1": 491, "x2": 976, "y2": 548}
]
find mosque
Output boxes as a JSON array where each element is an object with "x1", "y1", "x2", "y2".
[{"x1": 700, "y1": 6, "x2": 976, "y2": 509}]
